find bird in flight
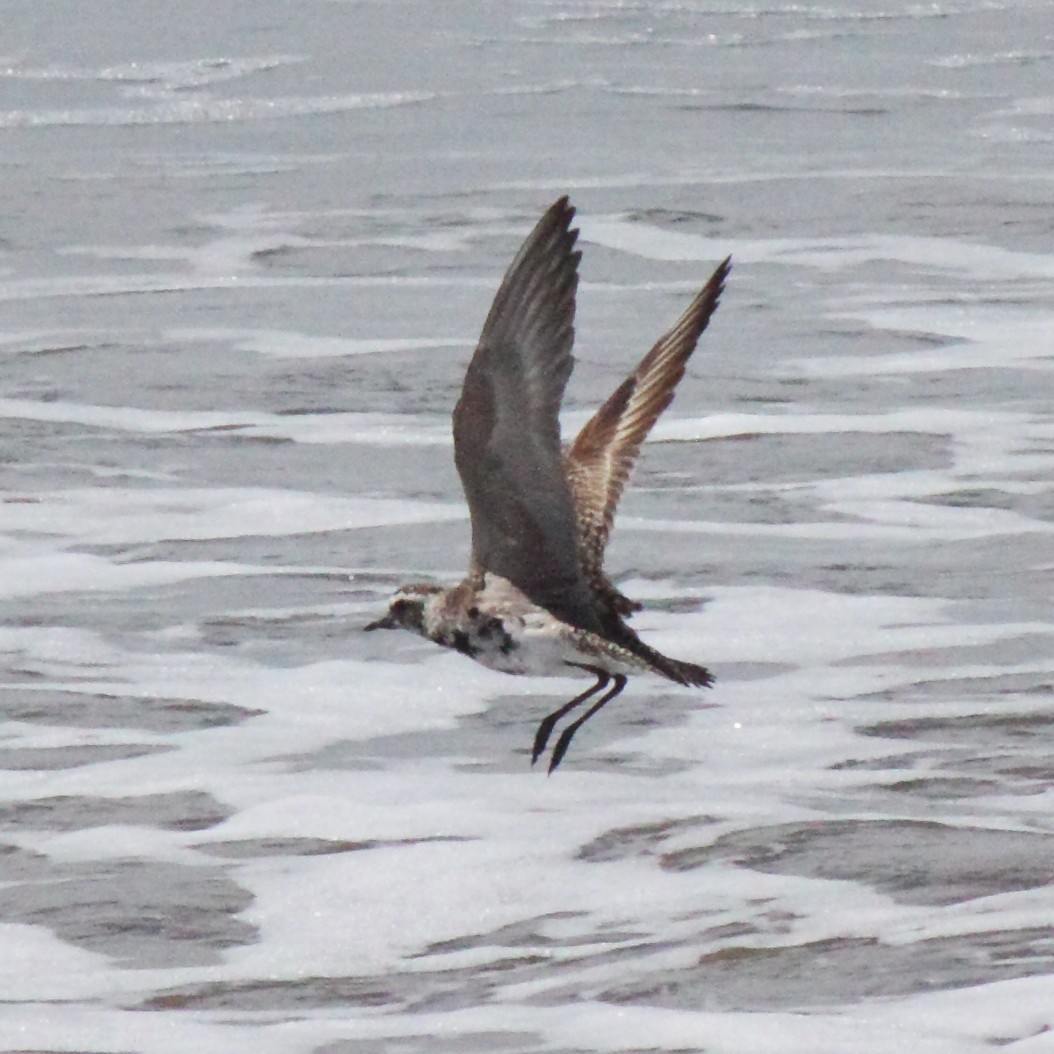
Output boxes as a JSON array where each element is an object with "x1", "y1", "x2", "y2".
[{"x1": 367, "y1": 197, "x2": 730, "y2": 771}]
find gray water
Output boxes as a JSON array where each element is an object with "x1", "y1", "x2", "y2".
[{"x1": 2, "y1": 2, "x2": 1053, "y2": 1052}]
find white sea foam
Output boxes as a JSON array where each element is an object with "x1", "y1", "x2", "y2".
[
  {"x1": 0, "y1": 56, "x2": 304, "y2": 88},
  {"x1": 0, "y1": 397, "x2": 452, "y2": 444},
  {"x1": 0, "y1": 487, "x2": 461, "y2": 545},
  {"x1": 169, "y1": 326, "x2": 467, "y2": 358},
  {"x1": 580, "y1": 218, "x2": 1054, "y2": 279},
  {"x1": 0, "y1": 550, "x2": 266, "y2": 599},
  {"x1": 0, "y1": 91, "x2": 435, "y2": 128}
]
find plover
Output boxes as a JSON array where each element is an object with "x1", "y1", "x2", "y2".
[{"x1": 367, "y1": 197, "x2": 730, "y2": 771}]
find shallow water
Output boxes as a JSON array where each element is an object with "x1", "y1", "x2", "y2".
[{"x1": 2, "y1": 1, "x2": 1053, "y2": 1051}]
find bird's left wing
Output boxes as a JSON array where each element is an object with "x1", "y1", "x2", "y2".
[{"x1": 453, "y1": 197, "x2": 605, "y2": 634}]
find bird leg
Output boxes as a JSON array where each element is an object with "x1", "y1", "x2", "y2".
[
  {"x1": 548, "y1": 674, "x2": 627, "y2": 774},
  {"x1": 530, "y1": 668, "x2": 609, "y2": 766}
]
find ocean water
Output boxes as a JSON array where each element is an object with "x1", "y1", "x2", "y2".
[{"x1": 2, "y1": 1, "x2": 1054, "y2": 1051}]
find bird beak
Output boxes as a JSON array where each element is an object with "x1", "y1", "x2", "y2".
[{"x1": 364, "y1": 612, "x2": 397, "y2": 631}]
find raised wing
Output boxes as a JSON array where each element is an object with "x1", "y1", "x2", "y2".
[
  {"x1": 453, "y1": 197, "x2": 606, "y2": 634},
  {"x1": 565, "y1": 256, "x2": 732, "y2": 611}
]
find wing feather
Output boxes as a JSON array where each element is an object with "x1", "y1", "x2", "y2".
[
  {"x1": 566, "y1": 256, "x2": 732, "y2": 611},
  {"x1": 453, "y1": 197, "x2": 605, "y2": 634}
]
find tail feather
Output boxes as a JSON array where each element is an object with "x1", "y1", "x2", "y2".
[
  {"x1": 617, "y1": 631, "x2": 714, "y2": 688},
  {"x1": 663, "y1": 655, "x2": 714, "y2": 688}
]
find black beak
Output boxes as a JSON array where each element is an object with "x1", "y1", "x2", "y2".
[{"x1": 364, "y1": 612, "x2": 397, "y2": 631}]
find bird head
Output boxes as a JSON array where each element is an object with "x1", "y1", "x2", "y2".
[{"x1": 364, "y1": 583, "x2": 443, "y2": 636}]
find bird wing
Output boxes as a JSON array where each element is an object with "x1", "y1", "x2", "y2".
[
  {"x1": 453, "y1": 197, "x2": 605, "y2": 635},
  {"x1": 565, "y1": 256, "x2": 732, "y2": 607}
]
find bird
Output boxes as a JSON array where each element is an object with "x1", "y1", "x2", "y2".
[{"x1": 366, "y1": 196, "x2": 730, "y2": 772}]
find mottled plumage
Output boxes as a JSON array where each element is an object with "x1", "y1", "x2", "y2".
[{"x1": 367, "y1": 197, "x2": 730, "y2": 771}]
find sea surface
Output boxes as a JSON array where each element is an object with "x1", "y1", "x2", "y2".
[{"x1": 2, "y1": 1, "x2": 1053, "y2": 1051}]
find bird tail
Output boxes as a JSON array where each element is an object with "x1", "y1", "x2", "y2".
[{"x1": 619, "y1": 633, "x2": 714, "y2": 688}]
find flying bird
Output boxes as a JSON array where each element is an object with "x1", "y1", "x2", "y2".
[{"x1": 367, "y1": 197, "x2": 730, "y2": 771}]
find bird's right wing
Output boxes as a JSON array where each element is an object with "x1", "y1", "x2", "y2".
[{"x1": 565, "y1": 256, "x2": 732, "y2": 610}]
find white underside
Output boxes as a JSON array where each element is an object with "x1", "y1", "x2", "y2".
[
  {"x1": 472, "y1": 609, "x2": 588, "y2": 677},
  {"x1": 424, "y1": 573, "x2": 640, "y2": 679}
]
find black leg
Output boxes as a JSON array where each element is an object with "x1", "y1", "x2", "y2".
[
  {"x1": 548, "y1": 674, "x2": 627, "y2": 774},
  {"x1": 530, "y1": 669, "x2": 609, "y2": 766}
]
